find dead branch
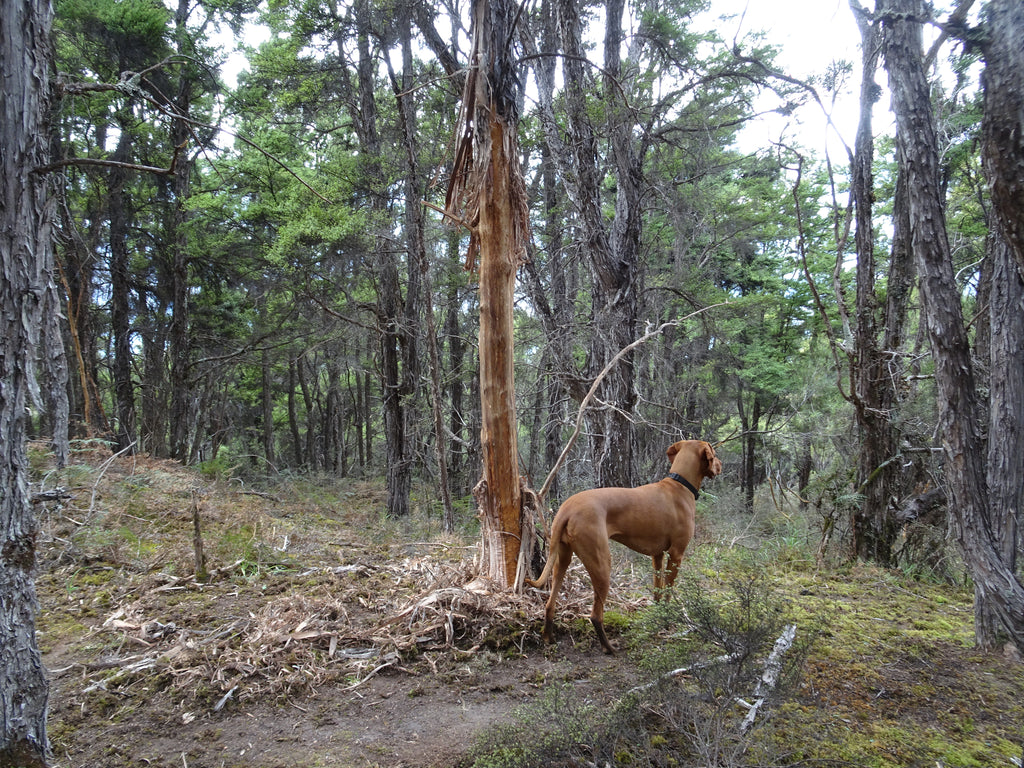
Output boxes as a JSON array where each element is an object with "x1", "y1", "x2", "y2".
[{"x1": 738, "y1": 623, "x2": 797, "y2": 733}]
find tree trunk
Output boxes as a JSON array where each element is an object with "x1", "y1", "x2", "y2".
[
  {"x1": 536, "y1": 0, "x2": 640, "y2": 489},
  {"x1": 979, "y1": 0, "x2": 1024, "y2": 594},
  {"x1": 390, "y1": 21, "x2": 455, "y2": 529},
  {"x1": 590, "y1": 0, "x2": 641, "y2": 489},
  {"x1": 288, "y1": 359, "x2": 304, "y2": 467},
  {"x1": 850, "y1": 5, "x2": 901, "y2": 564},
  {"x1": 881, "y1": 0, "x2": 1024, "y2": 650},
  {"x1": 444, "y1": 250, "x2": 467, "y2": 494},
  {"x1": 981, "y1": 233, "x2": 1024, "y2": 635},
  {"x1": 348, "y1": 4, "x2": 412, "y2": 514},
  {"x1": 296, "y1": 355, "x2": 318, "y2": 471},
  {"x1": 448, "y1": 0, "x2": 533, "y2": 588},
  {"x1": 737, "y1": 389, "x2": 761, "y2": 513},
  {"x1": 261, "y1": 349, "x2": 276, "y2": 471},
  {"x1": 1, "y1": 0, "x2": 54, "y2": 761},
  {"x1": 168, "y1": 0, "x2": 194, "y2": 462},
  {"x1": 109, "y1": 126, "x2": 137, "y2": 454},
  {"x1": 981, "y1": 0, "x2": 1024, "y2": 281}
]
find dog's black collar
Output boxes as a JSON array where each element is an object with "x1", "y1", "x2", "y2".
[{"x1": 668, "y1": 472, "x2": 700, "y2": 500}]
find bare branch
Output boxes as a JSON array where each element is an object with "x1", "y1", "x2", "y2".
[{"x1": 536, "y1": 304, "x2": 727, "y2": 505}]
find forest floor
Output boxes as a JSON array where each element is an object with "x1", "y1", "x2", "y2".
[{"x1": 30, "y1": 446, "x2": 1024, "y2": 768}]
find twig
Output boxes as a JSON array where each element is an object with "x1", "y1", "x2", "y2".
[
  {"x1": 88, "y1": 442, "x2": 137, "y2": 517},
  {"x1": 344, "y1": 653, "x2": 399, "y2": 691},
  {"x1": 625, "y1": 652, "x2": 743, "y2": 697}
]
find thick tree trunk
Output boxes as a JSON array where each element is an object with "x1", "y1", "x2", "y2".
[
  {"x1": 1, "y1": 0, "x2": 54, "y2": 761},
  {"x1": 449, "y1": 0, "x2": 533, "y2": 588},
  {"x1": 882, "y1": 0, "x2": 1024, "y2": 650},
  {"x1": 979, "y1": 0, "x2": 1024, "y2": 594},
  {"x1": 981, "y1": 0, "x2": 1024, "y2": 281},
  {"x1": 982, "y1": 234, "x2": 1024, "y2": 636},
  {"x1": 476, "y1": 117, "x2": 525, "y2": 583}
]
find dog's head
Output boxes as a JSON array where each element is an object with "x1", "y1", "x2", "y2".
[
  {"x1": 701, "y1": 441, "x2": 722, "y2": 478},
  {"x1": 666, "y1": 440, "x2": 722, "y2": 479}
]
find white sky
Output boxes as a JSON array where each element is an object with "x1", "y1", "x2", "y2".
[
  {"x1": 217, "y1": 0, "x2": 876, "y2": 158},
  {"x1": 702, "y1": 0, "x2": 872, "y2": 157}
]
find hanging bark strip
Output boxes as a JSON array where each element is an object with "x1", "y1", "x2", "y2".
[{"x1": 445, "y1": 0, "x2": 533, "y2": 589}]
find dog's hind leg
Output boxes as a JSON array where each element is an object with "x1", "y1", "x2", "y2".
[
  {"x1": 663, "y1": 551, "x2": 683, "y2": 590},
  {"x1": 577, "y1": 539, "x2": 615, "y2": 654},
  {"x1": 541, "y1": 539, "x2": 572, "y2": 644}
]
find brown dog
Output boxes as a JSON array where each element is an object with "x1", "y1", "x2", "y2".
[{"x1": 528, "y1": 440, "x2": 722, "y2": 653}]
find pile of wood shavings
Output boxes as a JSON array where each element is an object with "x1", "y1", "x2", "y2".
[{"x1": 60, "y1": 556, "x2": 614, "y2": 709}]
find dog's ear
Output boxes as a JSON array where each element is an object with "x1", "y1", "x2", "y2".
[
  {"x1": 666, "y1": 442, "x2": 681, "y2": 461},
  {"x1": 702, "y1": 442, "x2": 721, "y2": 476}
]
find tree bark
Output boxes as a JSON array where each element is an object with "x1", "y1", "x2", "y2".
[
  {"x1": 443, "y1": 244, "x2": 468, "y2": 494},
  {"x1": 979, "y1": 0, "x2": 1024, "y2": 595},
  {"x1": 737, "y1": 387, "x2": 761, "y2": 513},
  {"x1": 390, "y1": 19, "x2": 455, "y2": 530},
  {"x1": 982, "y1": 233, "x2": 1024, "y2": 636},
  {"x1": 109, "y1": 126, "x2": 137, "y2": 454},
  {"x1": 1, "y1": 0, "x2": 54, "y2": 761},
  {"x1": 448, "y1": 0, "x2": 533, "y2": 588},
  {"x1": 850, "y1": 3, "x2": 902, "y2": 564},
  {"x1": 881, "y1": 0, "x2": 1024, "y2": 649},
  {"x1": 261, "y1": 348, "x2": 276, "y2": 471},
  {"x1": 590, "y1": 0, "x2": 641, "y2": 489},
  {"x1": 168, "y1": 0, "x2": 195, "y2": 462},
  {"x1": 346, "y1": 1, "x2": 412, "y2": 514},
  {"x1": 980, "y1": 0, "x2": 1024, "y2": 281},
  {"x1": 533, "y1": 0, "x2": 640, "y2": 488}
]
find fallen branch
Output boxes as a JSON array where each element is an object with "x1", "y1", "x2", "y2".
[
  {"x1": 738, "y1": 623, "x2": 797, "y2": 733},
  {"x1": 625, "y1": 651, "x2": 743, "y2": 697}
]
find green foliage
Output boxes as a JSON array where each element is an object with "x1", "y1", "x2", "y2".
[
  {"x1": 42, "y1": 0, "x2": 1008, "y2": 597},
  {"x1": 56, "y1": 0, "x2": 172, "y2": 76},
  {"x1": 469, "y1": 566, "x2": 816, "y2": 768},
  {"x1": 466, "y1": 685, "x2": 610, "y2": 768}
]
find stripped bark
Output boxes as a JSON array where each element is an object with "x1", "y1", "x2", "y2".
[{"x1": 447, "y1": 0, "x2": 533, "y2": 589}]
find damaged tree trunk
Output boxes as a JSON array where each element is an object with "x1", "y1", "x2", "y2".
[{"x1": 447, "y1": 0, "x2": 535, "y2": 590}]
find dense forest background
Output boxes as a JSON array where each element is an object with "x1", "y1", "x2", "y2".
[{"x1": 36, "y1": 0, "x2": 1021, "y2": 599}]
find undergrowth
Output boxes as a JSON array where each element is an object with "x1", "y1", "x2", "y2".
[{"x1": 466, "y1": 568, "x2": 814, "y2": 768}]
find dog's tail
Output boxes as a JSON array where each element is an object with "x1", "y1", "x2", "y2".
[
  {"x1": 525, "y1": 551, "x2": 556, "y2": 589},
  {"x1": 525, "y1": 512, "x2": 565, "y2": 589}
]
